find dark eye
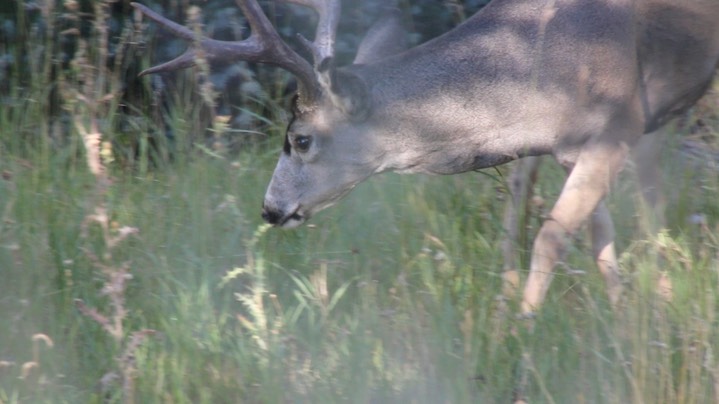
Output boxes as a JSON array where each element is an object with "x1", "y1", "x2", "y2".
[{"x1": 293, "y1": 135, "x2": 313, "y2": 153}]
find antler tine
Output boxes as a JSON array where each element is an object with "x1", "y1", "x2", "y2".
[
  {"x1": 285, "y1": 0, "x2": 341, "y2": 67},
  {"x1": 131, "y1": 1, "x2": 321, "y2": 103}
]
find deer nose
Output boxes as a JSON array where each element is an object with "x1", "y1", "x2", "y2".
[{"x1": 261, "y1": 205, "x2": 284, "y2": 225}]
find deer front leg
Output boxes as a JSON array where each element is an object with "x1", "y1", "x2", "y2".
[
  {"x1": 631, "y1": 131, "x2": 672, "y2": 301},
  {"x1": 520, "y1": 140, "x2": 631, "y2": 315},
  {"x1": 590, "y1": 201, "x2": 622, "y2": 307},
  {"x1": 632, "y1": 131, "x2": 667, "y2": 234},
  {"x1": 501, "y1": 156, "x2": 542, "y2": 298}
]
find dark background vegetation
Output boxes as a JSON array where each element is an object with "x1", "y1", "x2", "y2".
[{"x1": 0, "y1": 0, "x2": 490, "y2": 161}]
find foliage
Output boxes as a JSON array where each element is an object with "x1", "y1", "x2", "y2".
[{"x1": 1, "y1": 1, "x2": 718, "y2": 403}]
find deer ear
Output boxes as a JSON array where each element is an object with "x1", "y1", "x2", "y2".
[
  {"x1": 315, "y1": 9, "x2": 407, "y2": 118},
  {"x1": 317, "y1": 58, "x2": 371, "y2": 119},
  {"x1": 332, "y1": 68, "x2": 371, "y2": 119},
  {"x1": 353, "y1": 9, "x2": 408, "y2": 64}
]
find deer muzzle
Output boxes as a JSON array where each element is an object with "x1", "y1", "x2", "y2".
[{"x1": 261, "y1": 202, "x2": 305, "y2": 228}]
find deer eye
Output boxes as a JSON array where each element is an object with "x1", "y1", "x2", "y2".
[{"x1": 293, "y1": 135, "x2": 313, "y2": 153}]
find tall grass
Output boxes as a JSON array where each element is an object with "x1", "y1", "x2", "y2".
[{"x1": 1, "y1": 2, "x2": 718, "y2": 403}]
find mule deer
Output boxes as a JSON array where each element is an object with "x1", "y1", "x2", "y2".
[{"x1": 131, "y1": 0, "x2": 719, "y2": 315}]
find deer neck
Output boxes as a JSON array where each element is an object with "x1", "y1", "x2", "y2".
[{"x1": 354, "y1": 43, "x2": 558, "y2": 175}]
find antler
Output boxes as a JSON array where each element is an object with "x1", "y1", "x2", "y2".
[
  {"x1": 130, "y1": 0, "x2": 342, "y2": 106},
  {"x1": 286, "y1": 0, "x2": 340, "y2": 68}
]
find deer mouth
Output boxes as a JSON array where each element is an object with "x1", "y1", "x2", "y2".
[
  {"x1": 261, "y1": 203, "x2": 306, "y2": 228},
  {"x1": 279, "y1": 209, "x2": 306, "y2": 228},
  {"x1": 263, "y1": 182, "x2": 359, "y2": 228}
]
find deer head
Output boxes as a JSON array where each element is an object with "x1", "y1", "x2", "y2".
[{"x1": 131, "y1": 1, "x2": 407, "y2": 228}]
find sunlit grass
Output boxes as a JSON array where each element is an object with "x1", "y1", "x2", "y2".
[{"x1": 2, "y1": 125, "x2": 718, "y2": 402}]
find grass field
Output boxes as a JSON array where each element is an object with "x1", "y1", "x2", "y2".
[{"x1": 2, "y1": 2, "x2": 719, "y2": 403}]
